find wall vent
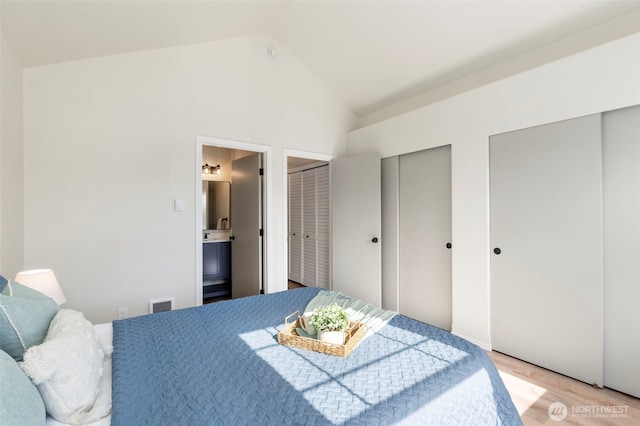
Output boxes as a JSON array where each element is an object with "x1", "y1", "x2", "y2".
[{"x1": 149, "y1": 298, "x2": 174, "y2": 314}]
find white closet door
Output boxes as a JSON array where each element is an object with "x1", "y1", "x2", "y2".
[
  {"x1": 288, "y1": 173, "x2": 303, "y2": 283},
  {"x1": 490, "y1": 114, "x2": 603, "y2": 386},
  {"x1": 332, "y1": 153, "x2": 382, "y2": 307},
  {"x1": 398, "y1": 145, "x2": 452, "y2": 331},
  {"x1": 603, "y1": 105, "x2": 640, "y2": 397},
  {"x1": 315, "y1": 165, "x2": 331, "y2": 289},
  {"x1": 302, "y1": 169, "x2": 317, "y2": 287}
]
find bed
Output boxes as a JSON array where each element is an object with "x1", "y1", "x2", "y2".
[
  {"x1": 107, "y1": 287, "x2": 521, "y2": 425},
  {"x1": 3, "y1": 279, "x2": 520, "y2": 425}
]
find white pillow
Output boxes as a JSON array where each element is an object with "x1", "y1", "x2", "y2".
[{"x1": 20, "y1": 309, "x2": 111, "y2": 425}]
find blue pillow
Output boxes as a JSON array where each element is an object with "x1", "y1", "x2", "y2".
[
  {"x1": 0, "y1": 280, "x2": 59, "y2": 361},
  {"x1": 0, "y1": 349, "x2": 46, "y2": 425},
  {"x1": 0, "y1": 274, "x2": 7, "y2": 292}
]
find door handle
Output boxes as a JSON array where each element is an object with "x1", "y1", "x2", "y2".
[
  {"x1": 371, "y1": 237, "x2": 379, "y2": 243},
  {"x1": 493, "y1": 247, "x2": 501, "y2": 255},
  {"x1": 230, "y1": 235, "x2": 236, "y2": 241},
  {"x1": 446, "y1": 242, "x2": 452, "y2": 249}
]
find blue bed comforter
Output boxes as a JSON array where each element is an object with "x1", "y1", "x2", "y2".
[{"x1": 112, "y1": 288, "x2": 521, "y2": 425}]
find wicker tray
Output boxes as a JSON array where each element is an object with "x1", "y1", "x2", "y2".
[{"x1": 277, "y1": 310, "x2": 365, "y2": 357}]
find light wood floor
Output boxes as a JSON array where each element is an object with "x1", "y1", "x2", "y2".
[
  {"x1": 488, "y1": 351, "x2": 640, "y2": 425},
  {"x1": 288, "y1": 280, "x2": 305, "y2": 289}
]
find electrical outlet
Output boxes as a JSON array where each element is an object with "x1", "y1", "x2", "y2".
[{"x1": 117, "y1": 308, "x2": 128, "y2": 320}]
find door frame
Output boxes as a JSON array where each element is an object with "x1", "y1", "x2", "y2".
[
  {"x1": 195, "y1": 135, "x2": 272, "y2": 306},
  {"x1": 282, "y1": 149, "x2": 334, "y2": 289}
]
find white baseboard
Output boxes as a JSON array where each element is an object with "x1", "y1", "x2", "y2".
[{"x1": 452, "y1": 331, "x2": 492, "y2": 351}]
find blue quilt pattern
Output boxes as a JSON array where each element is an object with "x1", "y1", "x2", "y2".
[{"x1": 112, "y1": 288, "x2": 521, "y2": 425}]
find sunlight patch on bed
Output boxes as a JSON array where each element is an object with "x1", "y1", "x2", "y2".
[
  {"x1": 239, "y1": 328, "x2": 333, "y2": 390},
  {"x1": 240, "y1": 326, "x2": 476, "y2": 424},
  {"x1": 238, "y1": 327, "x2": 281, "y2": 351},
  {"x1": 401, "y1": 369, "x2": 494, "y2": 423}
]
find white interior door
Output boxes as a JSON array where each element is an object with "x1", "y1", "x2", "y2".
[
  {"x1": 315, "y1": 165, "x2": 331, "y2": 289},
  {"x1": 332, "y1": 153, "x2": 381, "y2": 307},
  {"x1": 490, "y1": 114, "x2": 603, "y2": 386},
  {"x1": 302, "y1": 169, "x2": 317, "y2": 286},
  {"x1": 288, "y1": 173, "x2": 303, "y2": 283},
  {"x1": 399, "y1": 145, "x2": 452, "y2": 330},
  {"x1": 231, "y1": 153, "x2": 262, "y2": 299}
]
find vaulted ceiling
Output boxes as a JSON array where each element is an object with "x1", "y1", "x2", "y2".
[{"x1": 2, "y1": 1, "x2": 639, "y2": 120}]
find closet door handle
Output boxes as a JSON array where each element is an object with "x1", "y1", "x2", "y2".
[
  {"x1": 493, "y1": 247, "x2": 501, "y2": 255},
  {"x1": 371, "y1": 237, "x2": 379, "y2": 243},
  {"x1": 446, "y1": 242, "x2": 452, "y2": 249}
]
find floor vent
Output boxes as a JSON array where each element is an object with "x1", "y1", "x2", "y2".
[{"x1": 149, "y1": 298, "x2": 174, "y2": 314}]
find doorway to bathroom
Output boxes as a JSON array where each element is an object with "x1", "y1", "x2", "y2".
[{"x1": 196, "y1": 136, "x2": 271, "y2": 305}]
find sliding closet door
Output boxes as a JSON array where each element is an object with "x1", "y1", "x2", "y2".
[
  {"x1": 381, "y1": 157, "x2": 399, "y2": 311},
  {"x1": 398, "y1": 145, "x2": 452, "y2": 330},
  {"x1": 603, "y1": 105, "x2": 640, "y2": 397},
  {"x1": 490, "y1": 115, "x2": 603, "y2": 386}
]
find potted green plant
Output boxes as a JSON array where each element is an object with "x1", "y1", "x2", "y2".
[{"x1": 310, "y1": 304, "x2": 350, "y2": 345}]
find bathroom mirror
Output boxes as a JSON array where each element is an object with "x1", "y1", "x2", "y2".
[{"x1": 202, "y1": 181, "x2": 230, "y2": 230}]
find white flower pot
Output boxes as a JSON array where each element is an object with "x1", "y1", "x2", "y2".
[{"x1": 317, "y1": 329, "x2": 345, "y2": 345}]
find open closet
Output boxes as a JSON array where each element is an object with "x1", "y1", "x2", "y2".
[{"x1": 287, "y1": 161, "x2": 331, "y2": 289}]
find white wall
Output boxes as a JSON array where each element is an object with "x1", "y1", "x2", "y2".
[
  {"x1": 348, "y1": 33, "x2": 640, "y2": 348},
  {"x1": 0, "y1": 35, "x2": 24, "y2": 277},
  {"x1": 23, "y1": 34, "x2": 356, "y2": 323}
]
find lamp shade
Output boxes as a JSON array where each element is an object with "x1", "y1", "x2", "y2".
[{"x1": 14, "y1": 269, "x2": 67, "y2": 305}]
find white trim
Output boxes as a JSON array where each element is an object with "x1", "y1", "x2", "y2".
[
  {"x1": 282, "y1": 149, "x2": 334, "y2": 289},
  {"x1": 284, "y1": 149, "x2": 334, "y2": 162},
  {"x1": 288, "y1": 161, "x2": 329, "y2": 175},
  {"x1": 452, "y1": 331, "x2": 491, "y2": 351},
  {"x1": 195, "y1": 135, "x2": 273, "y2": 305}
]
